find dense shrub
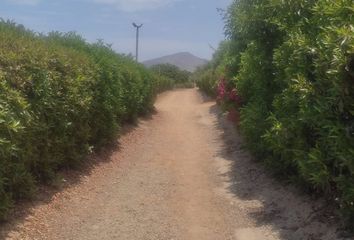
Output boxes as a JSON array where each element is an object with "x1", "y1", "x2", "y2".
[
  {"x1": 0, "y1": 20, "x2": 160, "y2": 219},
  {"x1": 193, "y1": 67, "x2": 217, "y2": 96},
  {"x1": 153, "y1": 74, "x2": 174, "y2": 92},
  {"x1": 197, "y1": 0, "x2": 354, "y2": 224},
  {"x1": 150, "y1": 63, "x2": 192, "y2": 89}
]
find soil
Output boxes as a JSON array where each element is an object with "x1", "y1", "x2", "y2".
[{"x1": 0, "y1": 89, "x2": 349, "y2": 240}]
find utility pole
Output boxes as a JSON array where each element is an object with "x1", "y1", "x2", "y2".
[{"x1": 132, "y1": 22, "x2": 143, "y2": 62}]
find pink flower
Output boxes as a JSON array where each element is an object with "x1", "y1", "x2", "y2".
[
  {"x1": 217, "y1": 78, "x2": 227, "y2": 99},
  {"x1": 229, "y1": 89, "x2": 238, "y2": 101}
]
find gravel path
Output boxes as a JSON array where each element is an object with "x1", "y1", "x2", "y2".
[{"x1": 0, "y1": 89, "x2": 346, "y2": 240}]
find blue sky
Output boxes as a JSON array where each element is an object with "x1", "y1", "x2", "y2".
[{"x1": 0, "y1": 0, "x2": 232, "y2": 61}]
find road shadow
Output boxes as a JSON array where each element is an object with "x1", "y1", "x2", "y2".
[
  {"x1": 0, "y1": 110, "x2": 157, "y2": 239},
  {"x1": 208, "y1": 104, "x2": 350, "y2": 240},
  {"x1": 197, "y1": 89, "x2": 216, "y2": 103}
]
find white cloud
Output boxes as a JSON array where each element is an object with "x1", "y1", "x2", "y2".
[
  {"x1": 6, "y1": 0, "x2": 41, "y2": 5},
  {"x1": 92, "y1": 0, "x2": 179, "y2": 12}
]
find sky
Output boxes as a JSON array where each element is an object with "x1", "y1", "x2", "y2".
[{"x1": 0, "y1": 0, "x2": 232, "y2": 61}]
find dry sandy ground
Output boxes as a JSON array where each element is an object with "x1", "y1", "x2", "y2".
[{"x1": 0, "y1": 89, "x2": 350, "y2": 240}]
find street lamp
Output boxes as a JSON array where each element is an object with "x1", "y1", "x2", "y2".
[{"x1": 132, "y1": 22, "x2": 143, "y2": 62}]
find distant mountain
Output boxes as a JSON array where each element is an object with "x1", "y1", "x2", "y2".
[{"x1": 143, "y1": 52, "x2": 208, "y2": 72}]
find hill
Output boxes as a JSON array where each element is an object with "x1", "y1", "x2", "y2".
[{"x1": 143, "y1": 52, "x2": 208, "y2": 72}]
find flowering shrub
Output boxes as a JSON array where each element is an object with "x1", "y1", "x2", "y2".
[
  {"x1": 216, "y1": 78, "x2": 243, "y2": 124},
  {"x1": 197, "y1": 0, "x2": 354, "y2": 225},
  {"x1": 194, "y1": 41, "x2": 233, "y2": 97}
]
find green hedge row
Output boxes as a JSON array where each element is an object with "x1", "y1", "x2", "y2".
[
  {"x1": 196, "y1": 0, "x2": 354, "y2": 224},
  {"x1": 0, "y1": 20, "x2": 160, "y2": 219}
]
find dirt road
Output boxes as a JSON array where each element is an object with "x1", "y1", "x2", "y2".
[{"x1": 0, "y1": 89, "x2": 345, "y2": 240}]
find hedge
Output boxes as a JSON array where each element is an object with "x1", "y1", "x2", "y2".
[
  {"x1": 195, "y1": 0, "x2": 354, "y2": 224},
  {"x1": 0, "y1": 20, "x2": 161, "y2": 219}
]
